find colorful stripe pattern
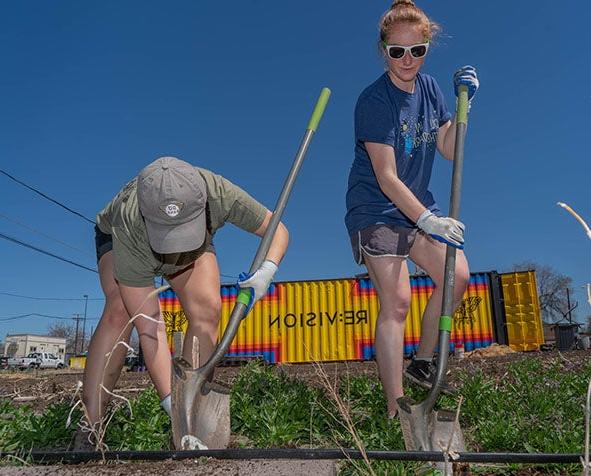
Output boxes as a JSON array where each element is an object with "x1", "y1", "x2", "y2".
[
  {"x1": 350, "y1": 274, "x2": 495, "y2": 358},
  {"x1": 159, "y1": 272, "x2": 496, "y2": 363}
]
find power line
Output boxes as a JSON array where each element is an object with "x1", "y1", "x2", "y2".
[
  {"x1": 0, "y1": 232, "x2": 98, "y2": 274},
  {"x1": 0, "y1": 212, "x2": 94, "y2": 257},
  {"x1": 0, "y1": 169, "x2": 96, "y2": 224},
  {"x1": 0, "y1": 292, "x2": 103, "y2": 301},
  {"x1": 0, "y1": 313, "x2": 100, "y2": 323}
]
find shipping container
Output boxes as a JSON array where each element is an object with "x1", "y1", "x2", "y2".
[
  {"x1": 159, "y1": 271, "x2": 517, "y2": 364},
  {"x1": 69, "y1": 355, "x2": 87, "y2": 370},
  {"x1": 500, "y1": 271, "x2": 545, "y2": 351}
]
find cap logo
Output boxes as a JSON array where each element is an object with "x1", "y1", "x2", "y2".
[{"x1": 162, "y1": 201, "x2": 184, "y2": 218}]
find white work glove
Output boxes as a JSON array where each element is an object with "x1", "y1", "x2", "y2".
[
  {"x1": 237, "y1": 260, "x2": 278, "y2": 311},
  {"x1": 416, "y1": 210, "x2": 465, "y2": 249}
]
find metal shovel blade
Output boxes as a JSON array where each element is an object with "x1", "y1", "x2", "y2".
[
  {"x1": 188, "y1": 380, "x2": 230, "y2": 450},
  {"x1": 171, "y1": 345, "x2": 231, "y2": 450},
  {"x1": 397, "y1": 396, "x2": 465, "y2": 475}
]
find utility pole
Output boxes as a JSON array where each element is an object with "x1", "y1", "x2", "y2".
[
  {"x1": 81, "y1": 294, "x2": 88, "y2": 353},
  {"x1": 73, "y1": 313, "x2": 80, "y2": 355},
  {"x1": 567, "y1": 288, "x2": 572, "y2": 324}
]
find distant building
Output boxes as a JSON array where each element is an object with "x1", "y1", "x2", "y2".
[{"x1": 4, "y1": 334, "x2": 66, "y2": 358}]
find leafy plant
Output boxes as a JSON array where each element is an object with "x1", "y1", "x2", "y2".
[
  {"x1": 102, "y1": 387, "x2": 170, "y2": 451},
  {"x1": 231, "y1": 362, "x2": 331, "y2": 447},
  {"x1": 0, "y1": 400, "x2": 80, "y2": 452}
]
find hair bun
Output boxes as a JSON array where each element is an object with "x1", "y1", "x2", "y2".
[{"x1": 391, "y1": 0, "x2": 415, "y2": 7}]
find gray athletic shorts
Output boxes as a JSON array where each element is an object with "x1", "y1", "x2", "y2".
[{"x1": 350, "y1": 224, "x2": 419, "y2": 265}]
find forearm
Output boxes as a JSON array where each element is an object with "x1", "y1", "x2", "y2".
[
  {"x1": 440, "y1": 116, "x2": 458, "y2": 161},
  {"x1": 253, "y1": 211, "x2": 289, "y2": 265},
  {"x1": 378, "y1": 174, "x2": 427, "y2": 224},
  {"x1": 265, "y1": 222, "x2": 288, "y2": 265}
]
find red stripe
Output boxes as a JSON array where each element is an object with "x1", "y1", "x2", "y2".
[
  {"x1": 220, "y1": 285, "x2": 281, "y2": 303},
  {"x1": 354, "y1": 338, "x2": 374, "y2": 358},
  {"x1": 228, "y1": 343, "x2": 280, "y2": 353}
]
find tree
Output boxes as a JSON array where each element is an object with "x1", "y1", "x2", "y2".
[
  {"x1": 47, "y1": 321, "x2": 86, "y2": 355},
  {"x1": 512, "y1": 261, "x2": 575, "y2": 323},
  {"x1": 5, "y1": 341, "x2": 18, "y2": 357},
  {"x1": 47, "y1": 321, "x2": 139, "y2": 355}
]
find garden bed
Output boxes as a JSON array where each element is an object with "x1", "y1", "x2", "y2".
[{"x1": 1, "y1": 349, "x2": 590, "y2": 475}]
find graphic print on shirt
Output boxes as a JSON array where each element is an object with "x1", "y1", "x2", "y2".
[{"x1": 399, "y1": 114, "x2": 440, "y2": 158}]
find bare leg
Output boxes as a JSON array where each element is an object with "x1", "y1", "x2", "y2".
[
  {"x1": 83, "y1": 250, "x2": 172, "y2": 425},
  {"x1": 118, "y1": 284, "x2": 171, "y2": 400},
  {"x1": 363, "y1": 254, "x2": 411, "y2": 417},
  {"x1": 409, "y1": 233, "x2": 470, "y2": 358},
  {"x1": 82, "y1": 252, "x2": 132, "y2": 424},
  {"x1": 168, "y1": 252, "x2": 221, "y2": 367}
]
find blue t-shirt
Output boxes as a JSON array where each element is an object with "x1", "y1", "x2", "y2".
[{"x1": 345, "y1": 72, "x2": 451, "y2": 236}]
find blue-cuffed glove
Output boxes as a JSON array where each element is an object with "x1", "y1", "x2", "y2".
[
  {"x1": 237, "y1": 260, "x2": 278, "y2": 312},
  {"x1": 453, "y1": 65, "x2": 479, "y2": 102},
  {"x1": 416, "y1": 210, "x2": 465, "y2": 249}
]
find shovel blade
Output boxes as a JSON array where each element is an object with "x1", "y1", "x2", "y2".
[
  {"x1": 430, "y1": 409, "x2": 465, "y2": 453},
  {"x1": 397, "y1": 397, "x2": 465, "y2": 472},
  {"x1": 171, "y1": 337, "x2": 231, "y2": 450},
  {"x1": 188, "y1": 384, "x2": 231, "y2": 449},
  {"x1": 397, "y1": 396, "x2": 431, "y2": 451}
]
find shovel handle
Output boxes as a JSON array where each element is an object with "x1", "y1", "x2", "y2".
[
  {"x1": 424, "y1": 82, "x2": 471, "y2": 411},
  {"x1": 456, "y1": 84, "x2": 469, "y2": 126},
  {"x1": 199, "y1": 87, "x2": 331, "y2": 377},
  {"x1": 307, "y1": 87, "x2": 331, "y2": 132}
]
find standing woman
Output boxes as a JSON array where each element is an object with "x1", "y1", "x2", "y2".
[{"x1": 345, "y1": 0, "x2": 479, "y2": 417}]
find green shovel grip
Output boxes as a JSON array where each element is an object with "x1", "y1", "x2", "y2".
[
  {"x1": 457, "y1": 84, "x2": 469, "y2": 125},
  {"x1": 236, "y1": 288, "x2": 252, "y2": 307},
  {"x1": 306, "y1": 87, "x2": 331, "y2": 132},
  {"x1": 439, "y1": 315, "x2": 453, "y2": 333}
]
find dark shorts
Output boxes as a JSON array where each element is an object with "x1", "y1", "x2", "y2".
[
  {"x1": 95, "y1": 225, "x2": 113, "y2": 263},
  {"x1": 350, "y1": 224, "x2": 419, "y2": 265},
  {"x1": 94, "y1": 225, "x2": 217, "y2": 266}
]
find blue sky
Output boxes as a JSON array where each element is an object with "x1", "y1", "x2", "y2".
[{"x1": 1, "y1": 0, "x2": 589, "y2": 339}]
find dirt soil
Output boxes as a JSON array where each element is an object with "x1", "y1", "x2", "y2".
[
  {"x1": 0, "y1": 459, "x2": 337, "y2": 476},
  {"x1": 1, "y1": 348, "x2": 589, "y2": 475},
  {"x1": 1, "y1": 348, "x2": 589, "y2": 407}
]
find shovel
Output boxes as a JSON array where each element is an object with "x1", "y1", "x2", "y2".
[
  {"x1": 171, "y1": 87, "x2": 331, "y2": 450},
  {"x1": 397, "y1": 84, "x2": 471, "y2": 472}
]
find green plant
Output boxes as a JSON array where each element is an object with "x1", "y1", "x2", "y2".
[
  {"x1": 231, "y1": 362, "x2": 331, "y2": 447},
  {"x1": 0, "y1": 400, "x2": 81, "y2": 452},
  {"x1": 103, "y1": 387, "x2": 170, "y2": 451}
]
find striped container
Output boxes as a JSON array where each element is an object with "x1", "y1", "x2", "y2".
[
  {"x1": 159, "y1": 272, "x2": 495, "y2": 363},
  {"x1": 501, "y1": 270, "x2": 544, "y2": 351}
]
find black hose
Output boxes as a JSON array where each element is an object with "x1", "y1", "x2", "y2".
[{"x1": 2, "y1": 448, "x2": 582, "y2": 465}]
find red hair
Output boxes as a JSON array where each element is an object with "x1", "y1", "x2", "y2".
[{"x1": 379, "y1": 0, "x2": 440, "y2": 47}]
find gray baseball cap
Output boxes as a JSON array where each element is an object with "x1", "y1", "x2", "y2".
[{"x1": 137, "y1": 157, "x2": 207, "y2": 254}]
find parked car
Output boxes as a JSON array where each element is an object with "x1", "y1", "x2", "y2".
[
  {"x1": 124, "y1": 354, "x2": 144, "y2": 372},
  {"x1": 8, "y1": 352, "x2": 65, "y2": 370},
  {"x1": 0, "y1": 356, "x2": 8, "y2": 370}
]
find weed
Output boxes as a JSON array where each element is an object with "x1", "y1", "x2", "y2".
[
  {"x1": 0, "y1": 400, "x2": 81, "y2": 452},
  {"x1": 102, "y1": 387, "x2": 170, "y2": 451}
]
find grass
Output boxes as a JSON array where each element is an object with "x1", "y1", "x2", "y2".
[{"x1": 0, "y1": 355, "x2": 590, "y2": 474}]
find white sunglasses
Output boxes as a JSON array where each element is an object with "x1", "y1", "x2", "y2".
[{"x1": 383, "y1": 42, "x2": 429, "y2": 59}]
